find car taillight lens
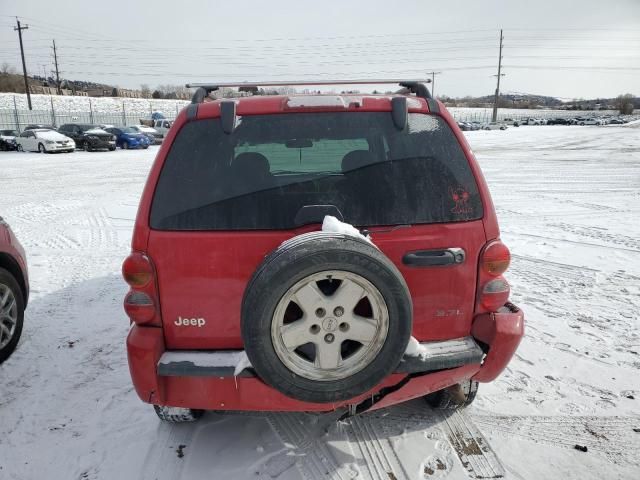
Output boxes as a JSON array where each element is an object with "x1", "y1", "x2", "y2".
[
  {"x1": 477, "y1": 240, "x2": 511, "y2": 313},
  {"x1": 124, "y1": 291, "x2": 156, "y2": 324},
  {"x1": 123, "y1": 253, "x2": 153, "y2": 287},
  {"x1": 481, "y1": 241, "x2": 510, "y2": 276},
  {"x1": 122, "y1": 252, "x2": 160, "y2": 326},
  {"x1": 481, "y1": 277, "x2": 510, "y2": 311}
]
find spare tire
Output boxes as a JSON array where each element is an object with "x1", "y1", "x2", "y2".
[{"x1": 241, "y1": 232, "x2": 412, "y2": 403}]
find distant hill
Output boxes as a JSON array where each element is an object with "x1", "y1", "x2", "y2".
[{"x1": 440, "y1": 93, "x2": 638, "y2": 111}]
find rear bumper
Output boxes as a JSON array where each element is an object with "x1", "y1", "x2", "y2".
[
  {"x1": 127, "y1": 303, "x2": 523, "y2": 411},
  {"x1": 471, "y1": 302, "x2": 525, "y2": 382}
]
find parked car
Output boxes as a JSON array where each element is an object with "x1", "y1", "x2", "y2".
[
  {"x1": 0, "y1": 215, "x2": 29, "y2": 364},
  {"x1": 57, "y1": 124, "x2": 116, "y2": 151},
  {"x1": 128, "y1": 125, "x2": 164, "y2": 144},
  {"x1": 0, "y1": 129, "x2": 18, "y2": 151},
  {"x1": 15, "y1": 129, "x2": 75, "y2": 153},
  {"x1": 140, "y1": 118, "x2": 172, "y2": 136},
  {"x1": 105, "y1": 127, "x2": 150, "y2": 149},
  {"x1": 23, "y1": 124, "x2": 57, "y2": 132},
  {"x1": 580, "y1": 118, "x2": 603, "y2": 126},
  {"x1": 124, "y1": 80, "x2": 524, "y2": 422},
  {"x1": 608, "y1": 118, "x2": 625, "y2": 125},
  {"x1": 547, "y1": 118, "x2": 570, "y2": 125},
  {"x1": 483, "y1": 122, "x2": 508, "y2": 130},
  {"x1": 522, "y1": 118, "x2": 543, "y2": 126}
]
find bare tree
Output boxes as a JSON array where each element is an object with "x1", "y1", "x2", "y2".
[
  {"x1": 615, "y1": 93, "x2": 635, "y2": 114},
  {"x1": 140, "y1": 84, "x2": 151, "y2": 98}
]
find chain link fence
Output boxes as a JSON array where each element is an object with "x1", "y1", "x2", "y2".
[{"x1": 0, "y1": 100, "x2": 615, "y2": 132}]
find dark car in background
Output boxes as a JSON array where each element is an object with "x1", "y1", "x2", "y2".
[
  {"x1": 57, "y1": 124, "x2": 116, "y2": 152},
  {"x1": 0, "y1": 215, "x2": 29, "y2": 364},
  {"x1": 0, "y1": 129, "x2": 19, "y2": 151},
  {"x1": 105, "y1": 127, "x2": 150, "y2": 150},
  {"x1": 547, "y1": 118, "x2": 570, "y2": 125}
]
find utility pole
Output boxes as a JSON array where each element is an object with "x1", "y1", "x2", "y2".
[
  {"x1": 428, "y1": 71, "x2": 442, "y2": 97},
  {"x1": 491, "y1": 29, "x2": 504, "y2": 122},
  {"x1": 52, "y1": 40, "x2": 62, "y2": 95},
  {"x1": 14, "y1": 18, "x2": 32, "y2": 110}
]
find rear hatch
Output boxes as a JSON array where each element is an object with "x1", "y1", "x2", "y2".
[{"x1": 147, "y1": 109, "x2": 485, "y2": 349}]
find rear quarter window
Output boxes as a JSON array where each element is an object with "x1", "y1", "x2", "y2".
[{"x1": 150, "y1": 112, "x2": 482, "y2": 230}]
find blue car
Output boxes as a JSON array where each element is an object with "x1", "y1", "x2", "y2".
[{"x1": 105, "y1": 127, "x2": 150, "y2": 150}]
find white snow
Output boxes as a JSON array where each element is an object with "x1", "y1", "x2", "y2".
[
  {"x1": 322, "y1": 215, "x2": 372, "y2": 243},
  {"x1": 0, "y1": 92, "x2": 189, "y2": 117},
  {"x1": 233, "y1": 351, "x2": 253, "y2": 377},
  {"x1": 404, "y1": 336, "x2": 426, "y2": 357},
  {"x1": 0, "y1": 124, "x2": 639, "y2": 479}
]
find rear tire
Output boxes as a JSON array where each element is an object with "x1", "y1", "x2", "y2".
[
  {"x1": 122, "y1": 142, "x2": 129, "y2": 150},
  {"x1": 83, "y1": 142, "x2": 91, "y2": 152},
  {"x1": 425, "y1": 379, "x2": 479, "y2": 410},
  {"x1": 0, "y1": 268, "x2": 25, "y2": 364},
  {"x1": 16, "y1": 144, "x2": 23, "y2": 152},
  {"x1": 153, "y1": 405, "x2": 204, "y2": 423}
]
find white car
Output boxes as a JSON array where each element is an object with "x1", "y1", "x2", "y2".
[
  {"x1": 16, "y1": 129, "x2": 75, "y2": 153},
  {"x1": 129, "y1": 124, "x2": 163, "y2": 144},
  {"x1": 580, "y1": 118, "x2": 603, "y2": 126}
]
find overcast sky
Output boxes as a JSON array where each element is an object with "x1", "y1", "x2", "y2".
[{"x1": 1, "y1": 0, "x2": 639, "y2": 99}]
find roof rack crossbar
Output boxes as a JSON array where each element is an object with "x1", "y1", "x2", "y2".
[{"x1": 186, "y1": 79, "x2": 433, "y2": 104}]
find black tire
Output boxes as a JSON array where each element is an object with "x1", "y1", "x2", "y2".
[
  {"x1": 122, "y1": 142, "x2": 129, "y2": 150},
  {"x1": 0, "y1": 267, "x2": 25, "y2": 364},
  {"x1": 109, "y1": 147, "x2": 116, "y2": 151},
  {"x1": 241, "y1": 232, "x2": 412, "y2": 403},
  {"x1": 16, "y1": 144, "x2": 23, "y2": 152},
  {"x1": 153, "y1": 405, "x2": 204, "y2": 423},
  {"x1": 83, "y1": 142, "x2": 91, "y2": 152},
  {"x1": 38, "y1": 143, "x2": 46, "y2": 153},
  {"x1": 425, "y1": 380, "x2": 479, "y2": 410}
]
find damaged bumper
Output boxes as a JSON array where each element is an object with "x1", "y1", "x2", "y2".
[{"x1": 127, "y1": 303, "x2": 523, "y2": 411}]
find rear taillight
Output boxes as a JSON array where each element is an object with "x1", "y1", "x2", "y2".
[
  {"x1": 123, "y1": 252, "x2": 160, "y2": 326},
  {"x1": 477, "y1": 240, "x2": 511, "y2": 313},
  {"x1": 481, "y1": 240, "x2": 511, "y2": 276},
  {"x1": 122, "y1": 253, "x2": 153, "y2": 287},
  {"x1": 481, "y1": 276, "x2": 510, "y2": 311}
]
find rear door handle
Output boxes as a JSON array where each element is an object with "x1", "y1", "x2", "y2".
[{"x1": 402, "y1": 248, "x2": 465, "y2": 267}]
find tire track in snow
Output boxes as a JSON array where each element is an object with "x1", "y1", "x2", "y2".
[
  {"x1": 347, "y1": 415, "x2": 408, "y2": 479},
  {"x1": 474, "y1": 415, "x2": 640, "y2": 466}
]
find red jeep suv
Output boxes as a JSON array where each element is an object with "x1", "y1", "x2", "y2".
[
  {"x1": 124, "y1": 80, "x2": 524, "y2": 422},
  {"x1": 0, "y1": 216, "x2": 29, "y2": 364}
]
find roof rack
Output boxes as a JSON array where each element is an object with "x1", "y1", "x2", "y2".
[{"x1": 186, "y1": 79, "x2": 433, "y2": 104}]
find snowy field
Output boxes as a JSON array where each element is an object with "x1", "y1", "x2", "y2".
[{"x1": 0, "y1": 124, "x2": 639, "y2": 479}]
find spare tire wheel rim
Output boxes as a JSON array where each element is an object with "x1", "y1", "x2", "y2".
[
  {"x1": 271, "y1": 270, "x2": 389, "y2": 381},
  {"x1": 0, "y1": 284, "x2": 18, "y2": 349}
]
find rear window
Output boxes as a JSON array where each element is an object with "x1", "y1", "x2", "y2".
[{"x1": 150, "y1": 112, "x2": 482, "y2": 230}]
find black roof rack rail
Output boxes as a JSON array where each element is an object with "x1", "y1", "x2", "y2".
[{"x1": 185, "y1": 79, "x2": 433, "y2": 104}]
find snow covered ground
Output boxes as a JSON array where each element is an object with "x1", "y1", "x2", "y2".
[{"x1": 0, "y1": 124, "x2": 638, "y2": 479}]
